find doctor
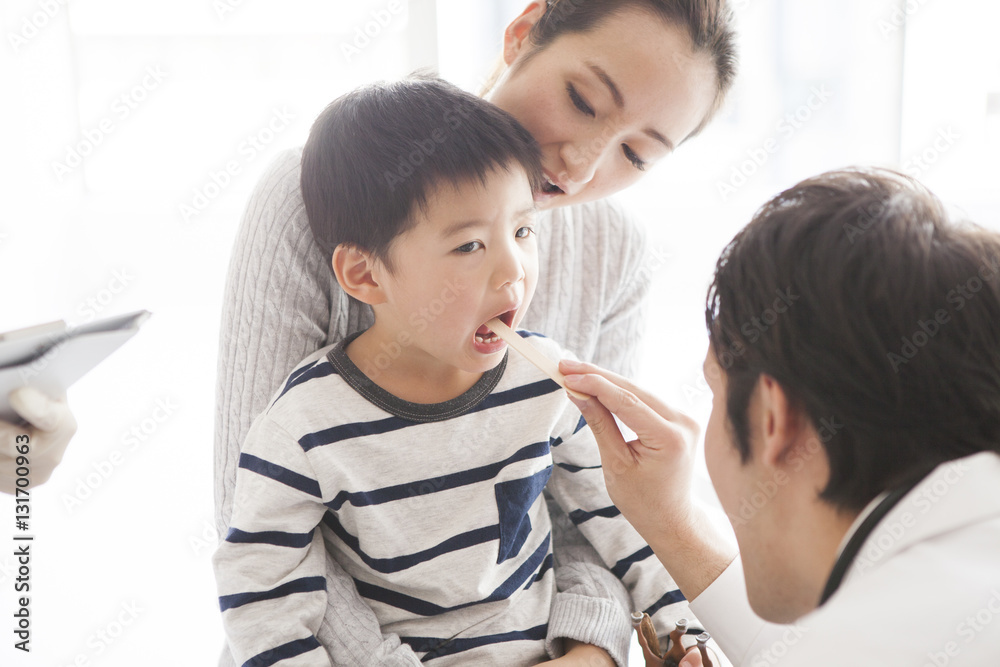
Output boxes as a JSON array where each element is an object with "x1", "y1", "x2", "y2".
[{"x1": 560, "y1": 168, "x2": 1000, "y2": 666}]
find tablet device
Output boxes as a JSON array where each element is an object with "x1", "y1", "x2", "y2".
[{"x1": 0, "y1": 310, "x2": 150, "y2": 422}]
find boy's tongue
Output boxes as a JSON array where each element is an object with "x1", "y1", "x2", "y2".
[{"x1": 475, "y1": 323, "x2": 492, "y2": 336}]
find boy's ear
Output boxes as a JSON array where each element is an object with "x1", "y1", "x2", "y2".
[
  {"x1": 502, "y1": 2, "x2": 545, "y2": 66},
  {"x1": 332, "y1": 244, "x2": 386, "y2": 306}
]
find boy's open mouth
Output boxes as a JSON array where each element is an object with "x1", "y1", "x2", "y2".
[{"x1": 475, "y1": 309, "x2": 516, "y2": 345}]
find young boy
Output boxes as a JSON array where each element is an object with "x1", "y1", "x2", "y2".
[{"x1": 213, "y1": 78, "x2": 689, "y2": 666}]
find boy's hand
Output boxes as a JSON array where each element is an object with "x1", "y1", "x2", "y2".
[
  {"x1": 541, "y1": 639, "x2": 616, "y2": 667},
  {"x1": 0, "y1": 388, "x2": 77, "y2": 494}
]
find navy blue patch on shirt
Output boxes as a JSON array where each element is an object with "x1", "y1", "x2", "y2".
[{"x1": 494, "y1": 466, "x2": 553, "y2": 564}]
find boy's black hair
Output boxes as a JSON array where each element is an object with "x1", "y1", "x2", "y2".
[
  {"x1": 706, "y1": 167, "x2": 1000, "y2": 512},
  {"x1": 301, "y1": 76, "x2": 543, "y2": 271}
]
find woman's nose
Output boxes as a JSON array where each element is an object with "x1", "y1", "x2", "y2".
[{"x1": 559, "y1": 133, "x2": 606, "y2": 192}]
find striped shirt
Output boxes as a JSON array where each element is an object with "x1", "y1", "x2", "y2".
[{"x1": 214, "y1": 332, "x2": 687, "y2": 666}]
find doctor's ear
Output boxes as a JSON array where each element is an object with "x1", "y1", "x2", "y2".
[
  {"x1": 755, "y1": 374, "x2": 809, "y2": 468},
  {"x1": 332, "y1": 244, "x2": 387, "y2": 305}
]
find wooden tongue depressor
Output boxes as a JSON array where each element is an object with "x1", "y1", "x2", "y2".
[{"x1": 486, "y1": 318, "x2": 590, "y2": 400}]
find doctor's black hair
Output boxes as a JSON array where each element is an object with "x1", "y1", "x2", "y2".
[
  {"x1": 301, "y1": 76, "x2": 543, "y2": 272},
  {"x1": 706, "y1": 168, "x2": 1000, "y2": 512}
]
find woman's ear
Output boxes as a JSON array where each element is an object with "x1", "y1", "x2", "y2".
[
  {"x1": 332, "y1": 244, "x2": 386, "y2": 305},
  {"x1": 503, "y1": 2, "x2": 546, "y2": 66}
]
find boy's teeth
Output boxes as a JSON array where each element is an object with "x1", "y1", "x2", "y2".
[{"x1": 475, "y1": 333, "x2": 499, "y2": 344}]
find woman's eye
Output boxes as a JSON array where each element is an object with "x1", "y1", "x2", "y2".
[
  {"x1": 455, "y1": 241, "x2": 483, "y2": 253},
  {"x1": 515, "y1": 226, "x2": 534, "y2": 239},
  {"x1": 566, "y1": 84, "x2": 595, "y2": 118},
  {"x1": 622, "y1": 144, "x2": 646, "y2": 171}
]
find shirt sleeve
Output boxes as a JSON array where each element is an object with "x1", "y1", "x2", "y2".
[
  {"x1": 688, "y1": 557, "x2": 787, "y2": 665},
  {"x1": 213, "y1": 415, "x2": 333, "y2": 667},
  {"x1": 544, "y1": 395, "x2": 695, "y2": 649}
]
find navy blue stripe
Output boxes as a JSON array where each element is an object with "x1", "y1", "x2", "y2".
[
  {"x1": 279, "y1": 360, "x2": 336, "y2": 399},
  {"x1": 243, "y1": 637, "x2": 322, "y2": 667},
  {"x1": 325, "y1": 440, "x2": 550, "y2": 511},
  {"x1": 525, "y1": 552, "x2": 554, "y2": 590},
  {"x1": 569, "y1": 505, "x2": 622, "y2": 524},
  {"x1": 574, "y1": 414, "x2": 588, "y2": 434},
  {"x1": 610, "y1": 545, "x2": 655, "y2": 579},
  {"x1": 556, "y1": 462, "x2": 602, "y2": 472},
  {"x1": 643, "y1": 588, "x2": 687, "y2": 617},
  {"x1": 355, "y1": 533, "x2": 552, "y2": 616},
  {"x1": 323, "y1": 513, "x2": 499, "y2": 573},
  {"x1": 219, "y1": 576, "x2": 325, "y2": 612},
  {"x1": 517, "y1": 330, "x2": 547, "y2": 339},
  {"x1": 402, "y1": 623, "x2": 548, "y2": 662},
  {"x1": 299, "y1": 380, "x2": 562, "y2": 452},
  {"x1": 549, "y1": 436, "x2": 564, "y2": 448},
  {"x1": 238, "y1": 453, "x2": 322, "y2": 498},
  {"x1": 225, "y1": 527, "x2": 314, "y2": 549}
]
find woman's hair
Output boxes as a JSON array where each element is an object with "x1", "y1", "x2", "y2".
[
  {"x1": 491, "y1": 0, "x2": 738, "y2": 138},
  {"x1": 301, "y1": 76, "x2": 542, "y2": 272},
  {"x1": 706, "y1": 168, "x2": 1000, "y2": 512}
]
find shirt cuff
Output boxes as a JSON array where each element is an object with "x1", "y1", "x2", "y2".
[
  {"x1": 689, "y1": 556, "x2": 777, "y2": 665},
  {"x1": 546, "y1": 591, "x2": 633, "y2": 667}
]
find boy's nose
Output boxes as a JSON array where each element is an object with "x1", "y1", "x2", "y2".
[{"x1": 494, "y1": 247, "x2": 525, "y2": 289}]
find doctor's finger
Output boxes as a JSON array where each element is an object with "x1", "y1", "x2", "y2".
[
  {"x1": 565, "y1": 391, "x2": 636, "y2": 473},
  {"x1": 560, "y1": 359, "x2": 695, "y2": 427},
  {"x1": 8, "y1": 388, "x2": 77, "y2": 457},
  {"x1": 564, "y1": 371, "x2": 687, "y2": 455}
]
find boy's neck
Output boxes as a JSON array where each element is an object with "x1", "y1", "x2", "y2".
[{"x1": 345, "y1": 325, "x2": 484, "y2": 404}]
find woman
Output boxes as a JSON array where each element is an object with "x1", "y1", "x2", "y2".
[{"x1": 215, "y1": 2, "x2": 738, "y2": 664}]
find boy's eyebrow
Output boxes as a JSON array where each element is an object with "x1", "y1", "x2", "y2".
[
  {"x1": 440, "y1": 205, "x2": 537, "y2": 237},
  {"x1": 587, "y1": 62, "x2": 675, "y2": 152}
]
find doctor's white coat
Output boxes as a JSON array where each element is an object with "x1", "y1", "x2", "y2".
[{"x1": 690, "y1": 451, "x2": 1000, "y2": 666}]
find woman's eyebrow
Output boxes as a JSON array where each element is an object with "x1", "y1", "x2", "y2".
[
  {"x1": 587, "y1": 62, "x2": 675, "y2": 151},
  {"x1": 587, "y1": 63, "x2": 624, "y2": 108}
]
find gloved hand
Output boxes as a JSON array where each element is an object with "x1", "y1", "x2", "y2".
[{"x1": 1, "y1": 387, "x2": 77, "y2": 494}]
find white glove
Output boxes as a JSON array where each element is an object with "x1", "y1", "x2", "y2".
[{"x1": 0, "y1": 387, "x2": 77, "y2": 494}]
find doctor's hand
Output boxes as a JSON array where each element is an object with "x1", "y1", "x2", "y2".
[
  {"x1": 559, "y1": 360, "x2": 737, "y2": 602},
  {"x1": 559, "y1": 359, "x2": 701, "y2": 547},
  {"x1": 0, "y1": 388, "x2": 77, "y2": 494}
]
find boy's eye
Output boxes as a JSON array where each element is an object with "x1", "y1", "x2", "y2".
[
  {"x1": 515, "y1": 226, "x2": 534, "y2": 239},
  {"x1": 567, "y1": 83, "x2": 595, "y2": 118},
  {"x1": 455, "y1": 241, "x2": 483, "y2": 253},
  {"x1": 622, "y1": 144, "x2": 646, "y2": 171}
]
